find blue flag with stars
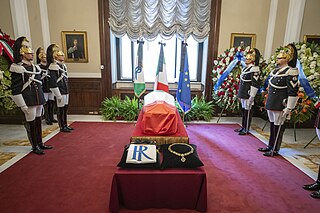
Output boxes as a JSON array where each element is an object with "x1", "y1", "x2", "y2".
[{"x1": 176, "y1": 42, "x2": 191, "y2": 113}]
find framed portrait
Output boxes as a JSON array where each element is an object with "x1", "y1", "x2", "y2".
[
  {"x1": 61, "y1": 31, "x2": 88, "y2": 63},
  {"x1": 230, "y1": 33, "x2": 256, "y2": 48},
  {"x1": 303, "y1": 35, "x2": 320, "y2": 45}
]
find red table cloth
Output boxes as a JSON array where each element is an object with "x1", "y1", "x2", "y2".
[{"x1": 109, "y1": 168, "x2": 207, "y2": 212}]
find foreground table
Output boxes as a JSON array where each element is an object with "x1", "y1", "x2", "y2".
[{"x1": 109, "y1": 167, "x2": 207, "y2": 212}]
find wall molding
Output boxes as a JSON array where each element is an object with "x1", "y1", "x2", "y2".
[
  {"x1": 284, "y1": 0, "x2": 306, "y2": 44},
  {"x1": 10, "y1": 0, "x2": 31, "y2": 41},
  {"x1": 264, "y1": 0, "x2": 278, "y2": 59},
  {"x1": 38, "y1": 0, "x2": 51, "y2": 49},
  {"x1": 68, "y1": 72, "x2": 101, "y2": 78}
]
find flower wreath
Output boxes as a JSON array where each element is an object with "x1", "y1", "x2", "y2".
[
  {"x1": 261, "y1": 42, "x2": 319, "y2": 124},
  {"x1": 0, "y1": 30, "x2": 16, "y2": 113},
  {"x1": 212, "y1": 46, "x2": 267, "y2": 112}
]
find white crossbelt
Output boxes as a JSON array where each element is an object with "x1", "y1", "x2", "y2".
[
  {"x1": 57, "y1": 64, "x2": 68, "y2": 83},
  {"x1": 21, "y1": 65, "x2": 42, "y2": 92},
  {"x1": 268, "y1": 66, "x2": 289, "y2": 90},
  {"x1": 240, "y1": 66, "x2": 255, "y2": 82}
]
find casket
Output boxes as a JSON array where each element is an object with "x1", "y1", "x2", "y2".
[{"x1": 141, "y1": 101, "x2": 178, "y2": 135}]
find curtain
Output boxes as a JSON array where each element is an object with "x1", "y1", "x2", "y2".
[{"x1": 108, "y1": 0, "x2": 211, "y2": 42}]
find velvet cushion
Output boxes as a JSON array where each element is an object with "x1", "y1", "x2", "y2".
[
  {"x1": 161, "y1": 143, "x2": 204, "y2": 168},
  {"x1": 117, "y1": 143, "x2": 161, "y2": 169}
]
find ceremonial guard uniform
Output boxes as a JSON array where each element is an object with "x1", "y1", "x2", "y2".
[
  {"x1": 258, "y1": 44, "x2": 299, "y2": 157},
  {"x1": 36, "y1": 47, "x2": 57, "y2": 125},
  {"x1": 47, "y1": 44, "x2": 73, "y2": 133},
  {"x1": 302, "y1": 101, "x2": 320, "y2": 199},
  {"x1": 10, "y1": 37, "x2": 53, "y2": 155},
  {"x1": 235, "y1": 48, "x2": 260, "y2": 135}
]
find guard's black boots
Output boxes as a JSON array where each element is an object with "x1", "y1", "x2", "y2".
[
  {"x1": 234, "y1": 108, "x2": 245, "y2": 133},
  {"x1": 24, "y1": 120, "x2": 44, "y2": 155},
  {"x1": 258, "y1": 122, "x2": 275, "y2": 152},
  {"x1": 303, "y1": 182, "x2": 320, "y2": 191},
  {"x1": 58, "y1": 107, "x2": 71, "y2": 133},
  {"x1": 35, "y1": 117, "x2": 53, "y2": 149},
  {"x1": 263, "y1": 124, "x2": 285, "y2": 157}
]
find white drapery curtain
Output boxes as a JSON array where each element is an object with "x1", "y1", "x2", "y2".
[{"x1": 108, "y1": 0, "x2": 211, "y2": 42}]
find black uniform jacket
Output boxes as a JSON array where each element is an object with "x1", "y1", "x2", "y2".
[
  {"x1": 39, "y1": 63, "x2": 51, "y2": 93},
  {"x1": 237, "y1": 65, "x2": 260, "y2": 99},
  {"x1": 48, "y1": 62, "x2": 69, "y2": 95},
  {"x1": 10, "y1": 62, "x2": 45, "y2": 106},
  {"x1": 266, "y1": 66, "x2": 299, "y2": 111}
]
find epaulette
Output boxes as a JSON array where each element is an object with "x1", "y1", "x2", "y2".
[
  {"x1": 251, "y1": 66, "x2": 260, "y2": 72},
  {"x1": 286, "y1": 67, "x2": 299, "y2": 76},
  {"x1": 9, "y1": 63, "x2": 24, "y2": 73},
  {"x1": 49, "y1": 63, "x2": 59, "y2": 71}
]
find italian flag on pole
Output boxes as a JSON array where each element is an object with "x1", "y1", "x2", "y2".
[
  {"x1": 154, "y1": 43, "x2": 169, "y2": 92},
  {"x1": 134, "y1": 40, "x2": 146, "y2": 98}
]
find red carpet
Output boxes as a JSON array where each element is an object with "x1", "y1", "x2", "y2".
[{"x1": 0, "y1": 122, "x2": 319, "y2": 213}]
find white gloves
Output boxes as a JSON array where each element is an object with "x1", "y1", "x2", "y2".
[
  {"x1": 248, "y1": 96, "x2": 254, "y2": 105},
  {"x1": 282, "y1": 96, "x2": 299, "y2": 120},
  {"x1": 56, "y1": 96, "x2": 63, "y2": 105},
  {"x1": 11, "y1": 94, "x2": 26, "y2": 107},
  {"x1": 247, "y1": 96, "x2": 254, "y2": 109},
  {"x1": 50, "y1": 87, "x2": 64, "y2": 107},
  {"x1": 282, "y1": 108, "x2": 291, "y2": 119},
  {"x1": 21, "y1": 105, "x2": 29, "y2": 114}
]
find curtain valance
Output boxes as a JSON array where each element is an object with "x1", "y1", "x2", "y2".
[{"x1": 108, "y1": 0, "x2": 211, "y2": 42}]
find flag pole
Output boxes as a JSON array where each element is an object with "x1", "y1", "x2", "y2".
[{"x1": 217, "y1": 105, "x2": 226, "y2": 123}]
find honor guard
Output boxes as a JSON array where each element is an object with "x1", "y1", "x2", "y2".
[
  {"x1": 258, "y1": 44, "x2": 299, "y2": 157},
  {"x1": 235, "y1": 48, "x2": 261, "y2": 135},
  {"x1": 47, "y1": 44, "x2": 74, "y2": 133},
  {"x1": 303, "y1": 103, "x2": 320, "y2": 198},
  {"x1": 10, "y1": 37, "x2": 53, "y2": 155},
  {"x1": 36, "y1": 47, "x2": 57, "y2": 125}
]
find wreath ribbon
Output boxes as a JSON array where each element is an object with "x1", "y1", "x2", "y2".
[
  {"x1": 296, "y1": 59, "x2": 316, "y2": 98},
  {"x1": 214, "y1": 51, "x2": 246, "y2": 91}
]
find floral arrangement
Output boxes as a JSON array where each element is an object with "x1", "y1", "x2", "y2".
[
  {"x1": 290, "y1": 89, "x2": 315, "y2": 124},
  {"x1": 261, "y1": 42, "x2": 320, "y2": 124},
  {"x1": 0, "y1": 30, "x2": 16, "y2": 114},
  {"x1": 296, "y1": 42, "x2": 320, "y2": 96},
  {"x1": 212, "y1": 46, "x2": 267, "y2": 112}
]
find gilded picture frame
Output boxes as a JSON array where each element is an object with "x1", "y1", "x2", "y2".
[
  {"x1": 303, "y1": 35, "x2": 320, "y2": 45},
  {"x1": 230, "y1": 33, "x2": 256, "y2": 48},
  {"x1": 61, "y1": 31, "x2": 88, "y2": 63}
]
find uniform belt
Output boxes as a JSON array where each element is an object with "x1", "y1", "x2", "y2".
[
  {"x1": 268, "y1": 79, "x2": 287, "y2": 89},
  {"x1": 22, "y1": 77, "x2": 42, "y2": 92}
]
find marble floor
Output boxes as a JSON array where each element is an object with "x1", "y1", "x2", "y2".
[{"x1": 0, "y1": 115, "x2": 319, "y2": 180}]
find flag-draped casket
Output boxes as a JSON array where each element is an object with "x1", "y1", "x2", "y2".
[
  {"x1": 131, "y1": 90, "x2": 189, "y2": 145},
  {"x1": 141, "y1": 91, "x2": 178, "y2": 135}
]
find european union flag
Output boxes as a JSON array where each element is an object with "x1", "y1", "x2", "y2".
[{"x1": 176, "y1": 42, "x2": 191, "y2": 113}]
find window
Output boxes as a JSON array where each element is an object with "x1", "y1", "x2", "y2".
[{"x1": 115, "y1": 34, "x2": 205, "y2": 83}]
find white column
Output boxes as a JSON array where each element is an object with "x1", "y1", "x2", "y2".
[
  {"x1": 9, "y1": 0, "x2": 31, "y2": 41},
  {"x1": 264, "y1": 0, "x2": 278, "y2": 59},
  {"x1": 283, "y1": 0, "x2": 306, "y2": 44},
  {"x1": 39, "y1": 0, "x2": 51, "y2": 49}
]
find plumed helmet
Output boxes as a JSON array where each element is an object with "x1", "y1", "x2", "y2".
[
  {"x1": 277, "y1": 43, "x2": 297, "y2": 67},
  {"x1": 12, "y1": 36, "x2": 33, "y2": 63},
  {"x1": 47, "y1": 44, "x2": 64, "y2": 65},
  {"x1": 287, "y1": 43, "x2": 297, "y2": 67},
  {"x1": 36, "y1": 47, "x2": 46, "y2": 64},
  {"x1": 245, "y1": 48, "x2": 260, "y2": 66}
]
